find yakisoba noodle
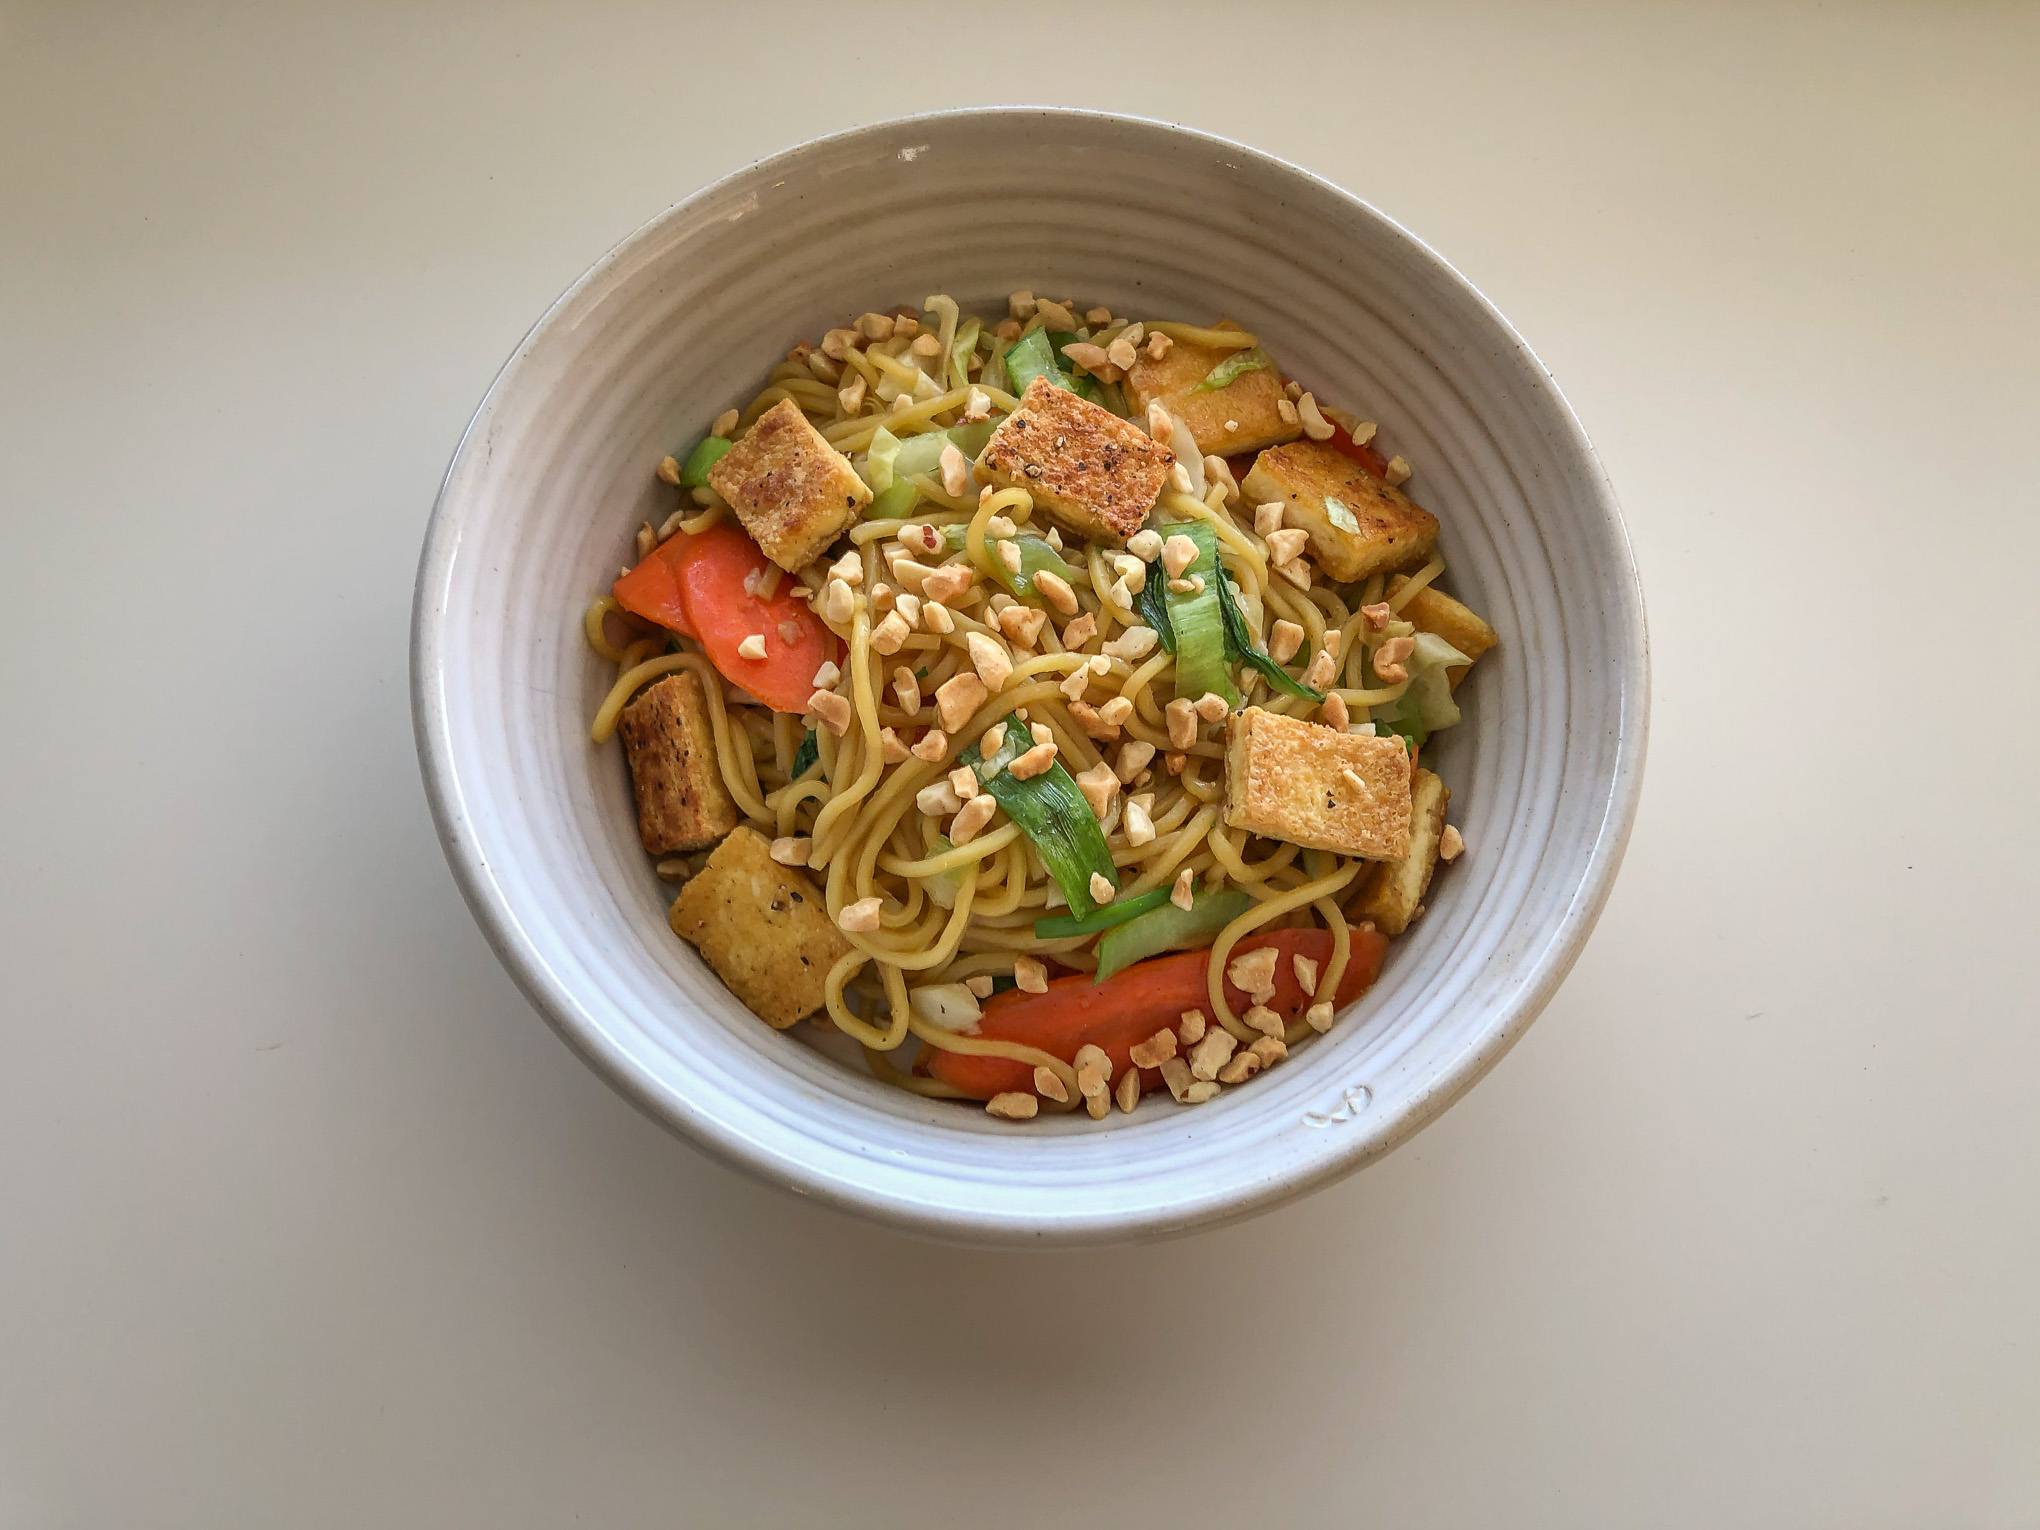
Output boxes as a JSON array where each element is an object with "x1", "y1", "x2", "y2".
[{"x1": 585, "y1": 291, "x2": 1497, "y2": 1122}]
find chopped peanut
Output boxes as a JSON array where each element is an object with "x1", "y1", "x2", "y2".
[
  {"x1": 1034, "y1": 570, "x2": 1078, "y2": 614},
  {"x1": 1089, "y1": 872, "x2": 1116, "y2": 906},
  {"x1": 1009, "y1": 742, "x2": 1058, "y2": 780},
  {"x1": 1061, "y1": 612, "x2": 1097, "y2": 649},
  {"x1": 870, "y1": 610, "x2": 911, "y2": 655},
  {"x1": 1014, "y1": 955, "x2": 1048, "y2": 994},
  {"x1": 1264, "y1": 528, "x2": 1310, "y2": 566},
  {"x1": 769, "y1": 836, "x2": 812, "y2": 866},
  {"x1": 808, "y1": 689, "x2": 853, "y2": 736},
  {"x1": 892, "y1": 667, "x2": 922, "y2": 713},
  {"x1": 879, "y1": 728, "x2": 909, "y2": 764},
  {"x1": 1158, "y1": 1056, "x2": 1193, "y2": 1102},
  {"x1": 1103, "y1": 625, "x2": 1159, "y2": 662},
  {"x1": 1129, "y1": 1028, "x2": 1178, "y2": 1068},
  {"x1": 1360, "y1": 601, "x2": 1394, "y2": 631},
  {"x1": 1188, "y1": 1029, "x2": 1236, "y2": 1081},
  {"x1": 1268, "y1": 620, "x2": 1305, "y2": 664},
  {"x1": 1306, "y1": 1001, "x2": 1335, "y2": 1033},
  {"x1": 1177, "y1": 1007, "x2": 1206, "y2": 1045},
  {"x1": 1193, "y1": 691, "x2": 1230, "y2": 723},
  {"x1": 1165, "y1": 697, "x2": 1198, "y2": 750},
  {"x1": 1114, "y1": 740, "x2": 1157, "y2": 783},
  {"x1": 1116, "y1": 1066, "x2": 1141, "y2": 1112},
  {"x1": 950, "y1": 793, "x2": 998, "y2": 844},
  {"x1": 736, "y1": 633, "x2": 768, "y2": 660},
  {"x1": 1296, "y1": 392, "x2": 1335, "y2": 440},
  {"x1": 1227, "y1": 946, "x2": 1279, "y2": 993},
  {"x1": 1183, "y1": 1080, "x2": 1221, "y2": 1104},
  {"x1": 921, "y1": 563, "x2": 973, "y2": 603},
  {"x1": 1440, "y1": 824, "x2": 1466, "y2": 861},
  {"x1": 838, "y1": 896, "x2": 883, "y2": 933},
  {"x1": 1384, "y1": 454, "x2": 1412, "y2": 487},
  {"x1": 1161, "y1": 534, "x2": 1199, "y2": 578},
  {"x1": 1293, "y1": 954, "x2": 1320, "y2": 994},
  {"x1": 1217, "y1": 1051, "x2": 1261, "y2": 1084},
  {"x1": 986, "y1": 1091, "x2": 1038, "y2": 1121},
  {"x1": 1171, "y1": 869, "x2": 1196, "y2": 911},
  {"x1": 1321, "y1": 693, "x2": 1349, "y2": 730},
  {"x1": 916, "y1": 781, "x2": 963, "y2": 817},
  {"x1": 1250, "y1": 1035, "x2": 1288, "y2": 1067},
  {"x1": 1373, "y1": 635, "x2": 1416, "y2": 684},
  {"x1": 1122, "y1": 795, "x2": 1155, "y2": 846},
  {"x1": 966, "y1": 974, "x2": 996, "y2": 998},
  {"x1": 1074, "y1": 761, "x2": 1120, "y2": 818},
  {"x1": 1243, "y1": 1005, "x2": 1284, "y2": 1038},
  {"x1": 939, "y1": 442, "x2": 970, "y2": 497}
]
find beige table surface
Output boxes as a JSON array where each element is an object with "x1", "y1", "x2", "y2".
[{"x1": 4, "y1": 4, "x2": 2037, "y2": 1525}]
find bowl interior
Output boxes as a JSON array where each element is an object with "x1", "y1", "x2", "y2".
[{"x1": 413, "y1": 109, "x2": 1646, "y2": 1245}]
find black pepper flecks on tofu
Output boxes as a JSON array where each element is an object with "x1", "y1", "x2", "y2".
[
  {"x1": 668, "y1": 826, "x2": 850, "y2": 1029},
  {"x1": 972, "y1": 376, "x2": 1174, "y2": 547},
  {"x1": 617, "y1": 671, "x2": 741, "y2": 854},
  {"x1": 706, "y1": 397, "x2": 872, "y2": 573}
]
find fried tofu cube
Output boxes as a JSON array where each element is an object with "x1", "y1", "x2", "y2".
[
  {"x1": 1243, "y1": 440, "x2": 1440, "y2": 583},
  {"x1": 707, "y1": 397, "x2": 871, "y2": 573},
  {"x1": 1122, "y1": 320, "x2": 1301, "y2": 457},
  {"x1": 1349, "y1": 768, "x2": 1449, "y2": 935},
  {"x1": 1387, "y1": 576, "x2": 1498, "y2": 691},
  {"x1": 973, "y1": 376, "x2": 1174, "y2": 547},
  {"x1": 617, "y1": 671, "x2": 741, "y2": 854},
  {"x1": 669, "y1": 826, "x2": 850, "y2": 1029},
  {"x1": 1223, "y1": 707, "x2": 1413, "y2": 860}
]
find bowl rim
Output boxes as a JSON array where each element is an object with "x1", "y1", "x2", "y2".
[{"x1": 411, "y1": 105, "x2": 1650, "y2": 1243}]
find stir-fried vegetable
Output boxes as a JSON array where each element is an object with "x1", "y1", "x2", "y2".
[
  {"x1": 1215, "y1": 572, "x2": 1322, "y2": 703},
  {"x1": 1033, "y1": 886, "x2": 1172, "y2": 941},
  {"x1": 1160, "y1": 520, "x2": 1238, "y2": 706},
  {"x1": 1405, "y1": 632, "x2": 1473, "y2": 731},
  {"x1": 941, "y1": 523, "x2": 1080, "y2": 602},
  {"x1": 1135, "y1": 557, "x2": 1176, "y2": 653},
  {"x1": 1003, "y1": 329, "x2": 1065, "y2": 397},
  {"x1": 960, "y1": 713, "x2": 1119, "y2": 919},
  {"x1": 1370, "y1": 688, "x2": 1426, "y2": 755},
  {"x1": 925, "y1": 927, "x2": 1389, "y2": 1099},
  {"x1": 611, "y1": 522, "x2": 837, "y2": 713},
  {"x1": 1092, "y1": 885, "x2": 1253, "y2": 983},
  {"x1": 1191, "y1": 347, "x2": 1272, "y2": 392},
  {"x1": 1044, "y1": 332, "x2": 1103, "y2": 401},
  {"x1": 789, "y1": 728, "x2": 820, "y2": 779},
  {"x1": 860, "y1": 426, "x2": 903, "y2": 494},
  {"x1": 676, "y1": 435, "x2": 733, "y2": 487}
]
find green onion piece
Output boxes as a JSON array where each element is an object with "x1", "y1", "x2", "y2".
[
  {"x1": 1215, "y1": 573, "x2": 1322, "y2": 702},
  {"x1": 1093, "y1": 887, "x2": 1254, "y2": 983},
  {"x1": 1370, "y1": 688, "x2": 1427, "y2": 756},
  {"x1": 1046, "y1": 332, "x2": 1102, "y2": 401},
  {"x1": 1161, "y1": 520, "x2": 1238, "y2": 706},
  {"x1": 940, "y1": 524, "x2": 1079, "y2": 602},
  {"x1": 960, "y1": 712, "x2": 1119, "y2": 919},
  {"x1": 1191, "y1": 347, "x2": 1272, "y2": 392},
  {"x1": 1033, "y1": 886, "x2": 1172, "y2": 940},
  {"x1": 869, "y1": 480, "x2": 920, "y2": 520},
  {"x1": 861, "y1": 426, "x2": 902, "y2": 494},
  {"x1": 790, "y1": 729, "x2": 820, "y2": 778},
  {"x1": 947, "y1": 417, "x2": 1000, "y2": 458},
  {"x1": 677, "y1": 435, "x2": 733, "y2": 487},
  {"x1": 1135, "y1": 560, "x2": 1176, "y2": 653},
  {"x1": 1003, "y1": 329, "x2": 1064, "y2": 396}
]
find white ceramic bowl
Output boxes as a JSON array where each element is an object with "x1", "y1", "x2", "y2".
[{"x1": 412, "y1": 108, "x2": 1648, "y2": 1246}]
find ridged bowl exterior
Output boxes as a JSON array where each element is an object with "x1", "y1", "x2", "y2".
[{"x1": 412, "y1": 108, "x2": 1648, "y2": 1245}]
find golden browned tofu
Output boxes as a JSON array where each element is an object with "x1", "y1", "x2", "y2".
[
  {"x1": 707, "y1": 397, "x2": 871, "y2": 573},
  {"x1": 1387, "y1": 576, "x2": 1498, "y2": 691},
  {"x1": 1123, "y1": 321, "x2": 1301, "y2": 457},
  {"x1": 1243, "y1": 441, "x2": 1440, "y2": 583},
  {"x1": 617, "y1": 671, "x2": 741, "y2": 855},
  {"x1": 973, "y1": 376, "x2": 1173, "y2": 547},
  {"x1": 669, "y1": 826, "x2": 849, "y2": 1029},
  {"x1": 1223, "y1": 707, "x2": 1413, "y2": 860},
  {"x1": 1349, "y1": 767, "x2": 1449, "y2": 935}
]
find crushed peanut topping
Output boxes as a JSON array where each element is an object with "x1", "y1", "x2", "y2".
[
  {"x1": 1217, "y1": 1052, "x2": 1260, "y2": 1084},
  {"x1": 1116, "y1": 1066, "x2": 1141, "y2": 1112},
  {"x1": 1129, "y1": 1028, "x2": 1178, "y2": 1068},
  {"x1": 1440, "y1": 824, "x2": 1466, "y2": 862},
  {"x1": 1188, "y1": 1029, "x2": 1236, "y2": 1081},
  {"x1": 949, "y1": 792, "x2": 997, "y2": 844},
  {"x1": 1161, "y1": 534, "x2": 1199, "y2": 579},
  {"x1": 910, "y1": 728, "x2": 949, "y2": 763},
  {"x1": 1193, "y1": 691, "x2": 1230, "y2": 723},
  {"x1": 1243, "y1": 1006, "x2": 1285, "y2": 1039},
  {"x1": 1061, "y1": 612, "x2": 1097, "y2": 649},
  {"x1": 1268, "y1": 620, "x2": 1305, "y2": 664},
  {"x1": 965, "y1": 974, "x2": 996, "y2": 998},
  {"x1": 1009, "y1": 741, "x2": 1058, "y2": 780},
  {"x1": 1227, "y1": 946, "x2": 1279, "y2": 993},
  {"x1": 1165, "y1": 697, "x2": 1198, "y2": 750},
  {"x1": 986, "y1": 1091, "x2": 1038, "y2": 1121},
  {"x1": 809, "y1": 689, "x2": 853, "y2": 736},
  {"x1": 1171, "y1": 868, "x2": 1196, "y2": 911},
  {"x1": 1088, "y1": 871, "x2": 1117, "y2": 906},
  {"x1": 1373, "y1": 634, "x2": 1416, "y2": 684},
  {"x1": 1293, "y1": 954, "x2": 1320, "y2": 994},
  {"x1": 769, "y1": 836, "x2": 812, "y2": 866},
  {"x1": 1305, "y1": 1001, "x2": 1336, "y2": 1033},
  {"x1": 967, "y1": 632, "x2": 1014, "y2": 691},
  {"x1": 1177, "y1": 1007, "x2": 1206, "y2": 1045},
  {"x1": 1012, "y1": 954, "x2": 1048, "y2": 995},
  {"x1": 1114, "y1": 740, "x2": 1157, "y2": 783},
  {"x1": 1321, "y1": 693, "x2": 1350, "y2": 730},
  {"x1": 838, "y1": 896, "x2": 883, "y2": 933}
]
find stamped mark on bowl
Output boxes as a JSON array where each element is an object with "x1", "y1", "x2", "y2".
[{"x1": 1302, "y1": 1084, "x2": 1373, "y2": 1128}]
